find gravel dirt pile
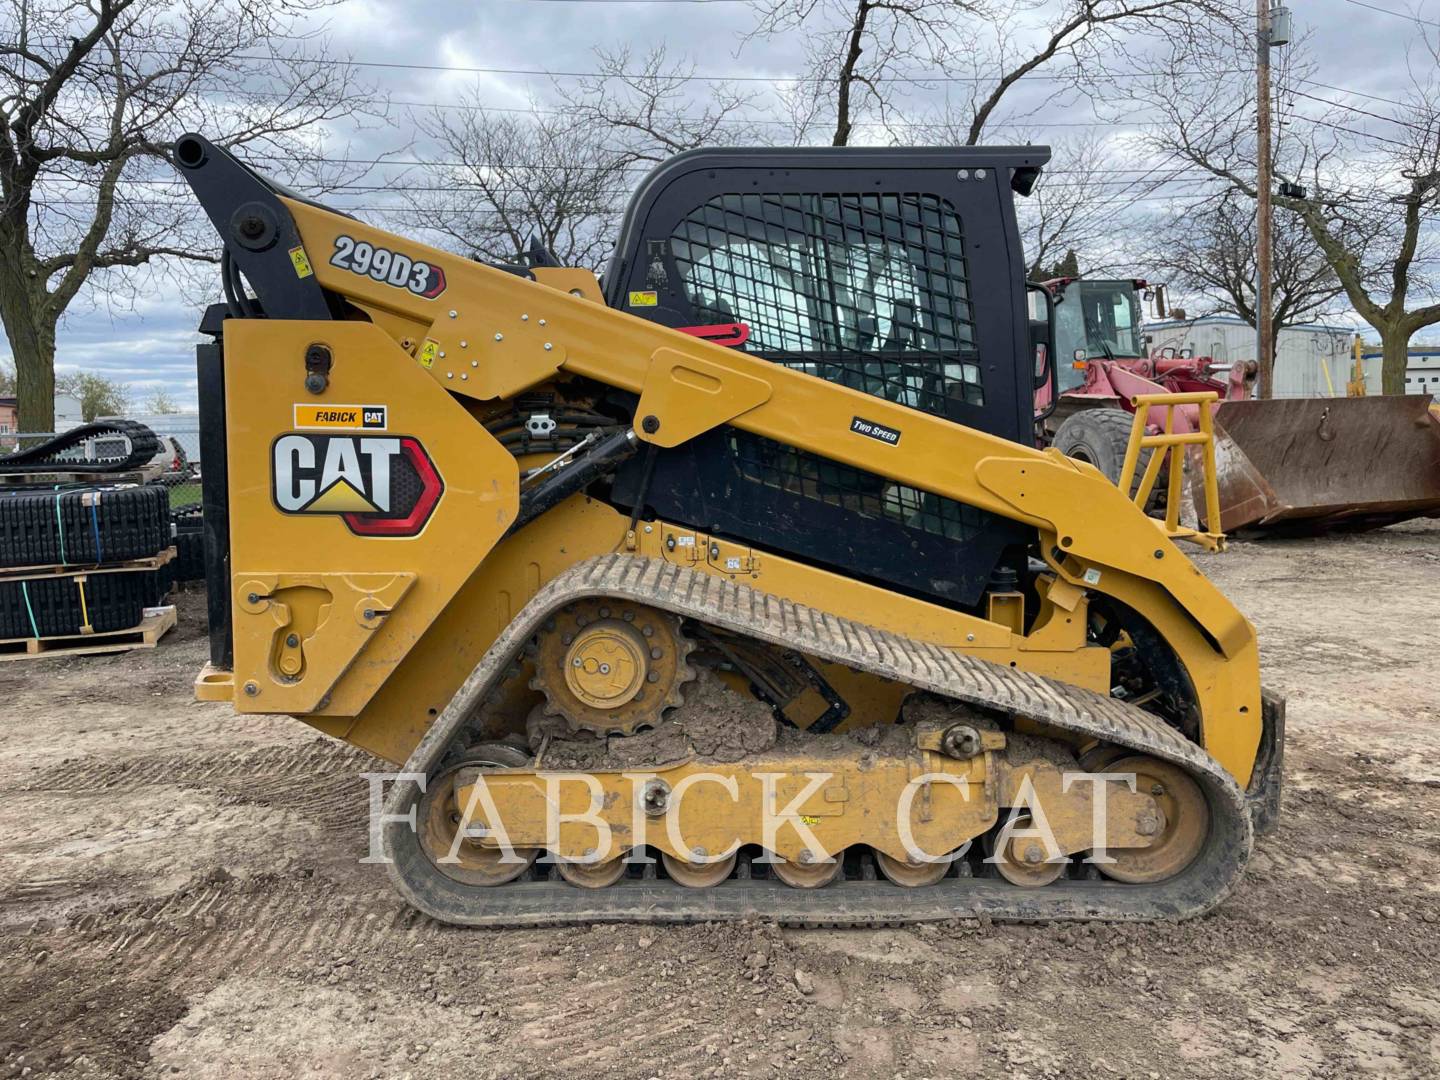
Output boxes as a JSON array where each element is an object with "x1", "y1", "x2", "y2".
[{"x1": 2, "y1": 521, "x2": 1438, "y2": 1078}]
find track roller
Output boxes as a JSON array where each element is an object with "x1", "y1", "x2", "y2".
[
  {"x1": 987, "y1": 817, "x2": 1068, "y2": 888},
  {"x1": 875, "y1": 851, "x2": 952, "y2": 888},
  {"x1": 557, "y1": 855, "x2": 629, "y2": 889},
  {"x1": 661, "y1": 850, "x2": 738, "y2": 888},
  {"x1": 770, "y1": 850, "x2": 845, "y2": 889}
]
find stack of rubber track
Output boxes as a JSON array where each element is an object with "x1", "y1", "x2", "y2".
[
  {"x1": 0, "y1": 478, "x2": 175, "y2": 651},
  {"x1": 170, "y1": 503, "x2": 208, "y2": 584},
  {"x1": 0, "y1": 419, "x2": 161, "y2": 476}
]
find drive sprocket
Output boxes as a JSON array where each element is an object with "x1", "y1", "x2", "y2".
[{"x1": 530, "y1": 599, "x2": 695, "y2": 736}]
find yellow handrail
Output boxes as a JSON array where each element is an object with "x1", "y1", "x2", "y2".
[{"x1": 1118, "y1": 392, "x2": 1225, "y2": 552}]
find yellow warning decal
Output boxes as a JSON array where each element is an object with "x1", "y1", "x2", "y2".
[
  {"x1": 628, "y1": 290, "x2": 658, "y2": 307},
  {"x1": 293, "y1": 404, "x2": 388, "y2": 430},
  {"x1": 289, "y1": 245, "x2": 314, "y2": 278},
  {"x1": 418, "y1": 340, "x2": 439, "y2": 369}
]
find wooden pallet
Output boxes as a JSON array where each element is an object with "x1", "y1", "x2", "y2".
[
  {"x1": 0, "y1": 465, "x2": 163, "y2": 486},
  {"x1": 0, "y1": 546, "x2": 176, "y2": 583},
  {"x1": 0, "y1": 605, "x2": 176, "y2": 662}
]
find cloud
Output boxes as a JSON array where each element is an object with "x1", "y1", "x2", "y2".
[{"x1": 9, "y1": 0, "x2": 1433, "y2": 411}]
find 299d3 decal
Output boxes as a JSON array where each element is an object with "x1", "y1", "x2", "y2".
[
  {"x1": 271, "y1": 433, "x2": 444, "y2": 537},
  {"x1": 330, "y1": 235, "x2": 447, "y2": 299}
]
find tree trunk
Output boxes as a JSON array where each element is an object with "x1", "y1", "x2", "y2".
[
  {"x1": 832, "y1": 0, "x2": 870, "y2": 147},
  {"x1": 11, "y1": 327, "x2": 57, "y2": 434},
  {"x1": 0, "y1": 260, "x2": 57, "y2": 433},
  {"x1": 1378, "y1": 329, "x2": 1409, "y2": 395}
]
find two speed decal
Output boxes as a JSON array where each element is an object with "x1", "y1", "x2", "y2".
[
  {"x1": 850, "y1": 416, "x2": 902, "y2": 446},
  {"x1": 330, "y1": 236, "x2": 446, "y2": 299}
]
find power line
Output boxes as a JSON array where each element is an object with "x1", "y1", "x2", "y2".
[
  {"x1": 1304, "y1": 79, "x2": 1417, "y2": 111},
  {"x1": 1287, "y1": 112, "x2": 1416, "y2": 149},
  {"x1": 1337, "y1": 0, "x2": 1440, "y2": 29},
  {"x1": 6, "y1": 35, "x2": 1429, "y2": 127},
  {"x1": 0, "y1": 37, "x2": 1256, "y2": 85},
  {"x1": 1287, "y1": 88, "x2": 1429, "y2": 134},
  {"x1": 208, "y1": 85, "x2": 1158, "y2": 129}
]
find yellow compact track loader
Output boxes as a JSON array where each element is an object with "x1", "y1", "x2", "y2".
[{"x1": 175, "y1": 134, "x2": 1282, "y2": 925}]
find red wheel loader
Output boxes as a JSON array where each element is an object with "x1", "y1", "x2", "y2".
[{"x1": 1035, "y1": 278, "x2": 1440, "y2": 535}]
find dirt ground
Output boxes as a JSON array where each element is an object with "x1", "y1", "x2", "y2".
[{"x1": 2, "y1": 520, "x2": 1438, "y2": 1079}]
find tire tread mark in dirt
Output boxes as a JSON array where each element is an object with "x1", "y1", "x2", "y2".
[{"x1": 20, "y1": 741, "x2": 375, "y2": 794}]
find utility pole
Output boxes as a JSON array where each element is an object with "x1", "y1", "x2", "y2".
[{"x1": 1255, "y1": 0, "x2": 1275, "y2": 399}]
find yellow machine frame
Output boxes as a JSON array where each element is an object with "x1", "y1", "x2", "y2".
[{"x1": 200, "y1": 196, "x2": 1264, "y2": 790}]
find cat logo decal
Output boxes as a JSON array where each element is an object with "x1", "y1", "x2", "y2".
[{"x1": 271, "y1": 433, "x2": 443, "y2": 537}]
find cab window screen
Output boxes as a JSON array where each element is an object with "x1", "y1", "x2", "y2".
[{"x1": 670, "y1": 192, "x2": 983, "y2": 411}]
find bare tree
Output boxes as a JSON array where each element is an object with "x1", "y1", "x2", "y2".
[
  {"x1": 395, "y1": 102, "x2": 631, "y2": 271},
  {"x1": 144, "y1": 386, "x2": 179, "y2": 413},
  {"x1": 745, "y1": 0, "x2": 1226, "y2": 147},
  {"x1": 557, "y1": 45, "x2": 757, "y2": 165},
  {"x1": 0, "y1": 0, "x2": 375, "y2": 431},
  {"x1": 745, "y1": 0, "x2": 976, "y2": 146},
  {"x1": 1019, "y1": 162, "x2": 1127, "y2": 279},
  {"x1": 1139, "y1": 25, "x2": 1440, "y2": 393},
  {"x1": 1145, "y1": 190, "x2": 1346, "y2": 357}
]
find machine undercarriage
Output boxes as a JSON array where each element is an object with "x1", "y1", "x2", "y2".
[{"x1": 383, "y1": 556, "x2": 1267, "y2": 925}]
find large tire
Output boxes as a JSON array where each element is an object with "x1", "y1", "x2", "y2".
[
  {"x1": 0, "y1": 484, "x2": 170, "y2": 569},
  {"x1": 1052, "y1": 408, "x2": 1151, "y2": 491}
]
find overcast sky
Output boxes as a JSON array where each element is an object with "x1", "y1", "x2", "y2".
[{"x1": 5, "y1": 0, "x2": 1436, "y2": 413}]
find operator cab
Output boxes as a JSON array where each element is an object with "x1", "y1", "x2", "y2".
[
  {"x1": 603, "y1": 146, "x2": 1051, "y2": 609},
  {"x1": 1048, "y1": 278, "x2": 1147, "y2": 391}
]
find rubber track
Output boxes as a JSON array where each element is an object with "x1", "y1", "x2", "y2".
[
  {"x1": 0, "y1": 419, "x2": 160, "y2": 475},
  {"x1": 171, "y1": 530, "x2": 207, "y2": 583},
  {"x1": 0, "y1": 566, "x2": 170, "y2": 638},
  {"x1": 0, "y1": 484, "x2": 169, "y2": 568},
  {"x1": 383, "y1": 555, "x2": 1253, "y2": 927}
]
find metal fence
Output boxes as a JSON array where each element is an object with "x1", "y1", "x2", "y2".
[
  {"x1": 1, "y1": 422, "x2": 203, "y2": 516},
  {"x1": 151, "y1": 423, "x2": 205, "y2": 515}
]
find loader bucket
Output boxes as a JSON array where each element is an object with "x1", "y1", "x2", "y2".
[{"x1": 1199, "y1": 395, "x2": 1440, "y2": 535}]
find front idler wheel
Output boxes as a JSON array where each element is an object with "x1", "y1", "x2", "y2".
[
  {"x1": 418, "y1": 743, "x2": 540, "y2": 887},
  {"x1": 1097, "y1": 756, "x2": 1210, "y2": 883}
]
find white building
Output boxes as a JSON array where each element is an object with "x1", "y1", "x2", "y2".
[
  {"x1": 1360, "y1": 345, "x2": 1440, "y2": 401},
  {"x1": 1143, "y1": 317, "x2": 1361, "y2": 397},
  {"x1": 54, "y1": 392, "x2": 84, "y2": 430}
]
